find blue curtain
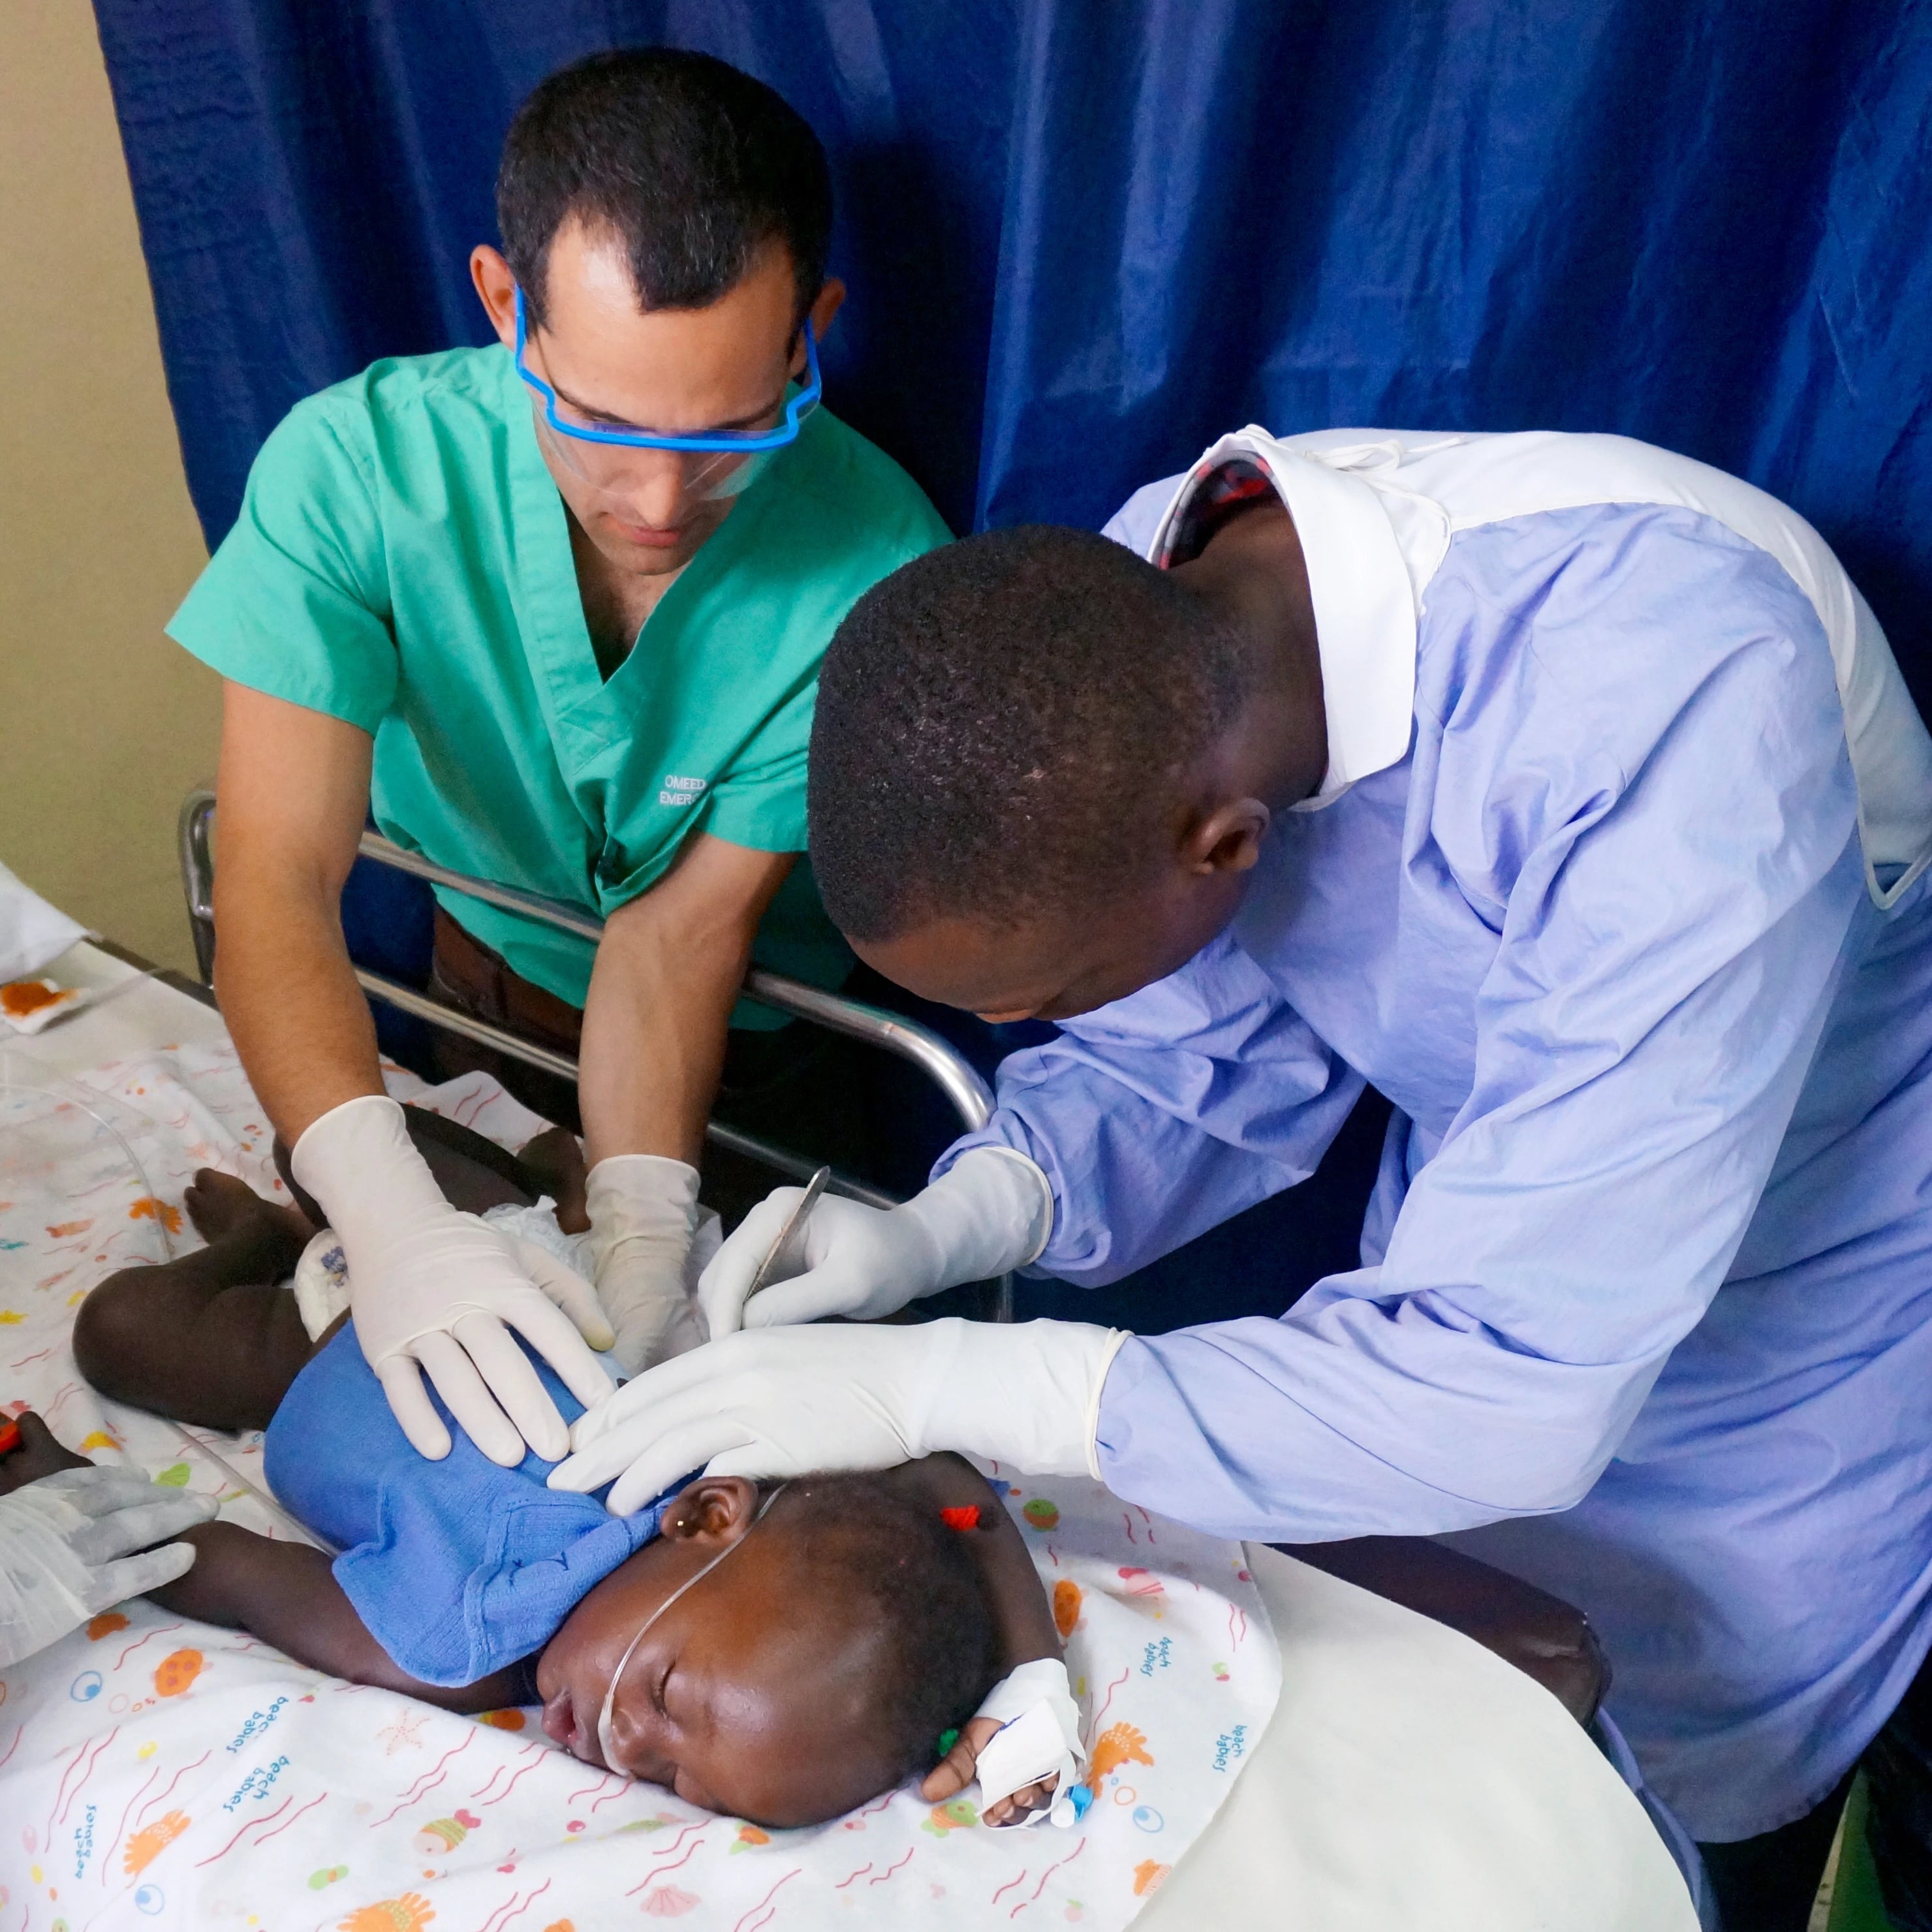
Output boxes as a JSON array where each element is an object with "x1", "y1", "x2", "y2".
[
  {"x1": 95, "y1": 0, "x2": 1932, "y2": 714},
  {"x1": 90, "y1": 0, "x2": 1932, "y2": 1319}
]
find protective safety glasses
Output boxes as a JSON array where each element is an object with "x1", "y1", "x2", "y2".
[
  {"x1": 514, "y1": 287, "x2": 820, "y2": 508},
  {"x1": 596, "y1": 1481, "x2": 792, "y2": 1775}
]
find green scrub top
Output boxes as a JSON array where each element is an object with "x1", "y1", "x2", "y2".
[{"x1": 169, "y1": 344, "x2": 950, "y2": 1019}]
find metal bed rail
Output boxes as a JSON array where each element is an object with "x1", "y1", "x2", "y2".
[{"x1": 178, "y1": 790, "x2": 1011, "y2": 1315}]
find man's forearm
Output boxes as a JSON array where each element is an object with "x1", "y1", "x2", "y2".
[
  {"x1": 577, "y1": 840, "x2": 795, "y2": 1168},
  {"x1": 576, "y1": 906, "x2": 749, "y2": 1167},
  {"x1": 214, "y1": 853, "x2": 386, "y2": 1142},
  {"x1": 211, "y1": 683, "x2": 385, "y2": 1144}
]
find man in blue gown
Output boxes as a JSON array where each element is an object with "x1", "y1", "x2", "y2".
[{"x1": 560, "y1": 428, "x2": 1932, "y2": 1929}]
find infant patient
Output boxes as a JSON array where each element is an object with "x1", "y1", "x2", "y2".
[{"x1": 55, "y1": 1108, "x2": 1061, "y2": 1827}]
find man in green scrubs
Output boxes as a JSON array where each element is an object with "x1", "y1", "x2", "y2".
[{"x1": 168, "y1": 49, "x2": 950, "y2": 1467}]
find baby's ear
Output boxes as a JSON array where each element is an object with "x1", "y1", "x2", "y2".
[{"x1": 661, "y1": 1474, "x2": 762, "y2": 1542}]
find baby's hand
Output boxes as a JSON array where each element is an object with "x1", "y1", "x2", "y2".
[{"x1": 919, "y1": 1715, "x2": 1059, "y2": 1826}]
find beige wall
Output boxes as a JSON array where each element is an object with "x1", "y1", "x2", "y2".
[{"x1": 0, "y1": 0, "x2": 217, "y2": 974}]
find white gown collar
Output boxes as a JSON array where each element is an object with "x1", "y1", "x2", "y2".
[{"x1": 1143, "y1": 427, "x2": 1442, "y2": 809}]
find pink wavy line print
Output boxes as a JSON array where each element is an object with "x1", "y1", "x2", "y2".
[
  {"x1": 732, "y1": 1867, "x2": 800, "y2": 1932},
  {"x1": 867, "y1": 1848, "x2": 914, "y2": 1886},
  {"x1": 470, "y1": 1760, "x2": 511, "y2": 1803},
  {"x1": 8, "y1": 1347, "x2": 55, "y2": 1370},
  {"x1": 400, "y1": 1732, "x2": 476, "y2": 1800},
  {"x1": 1121, "y1": 1512, "x2": 1137, "y2": 1544},
  {"x1": 832, "y1": 1863, "x2": 873, "y2": 1890},
  {"x1": 479, "y1": 1747, "x2": 544, "y2": 1807},
  {"x1": 1226, "y1": 1604, "x2": 1247, "y2": 1651},
  {"x1": 371, "y1": 1765, "x2": 450, "y2": 1828},
  {"x1": 852, "y1": 1790, "x2": 895, "y2": 1821},
  {"x1": 1136, "y1": 1505, "x2": 1157, "y2": 1545},
  {"x1": 989, "y1": 1869, "x2": 1029, "y2": 1905},
  {"x1": 106, "y1": 1763, "x2": 164, "y2": 1878},
  {"x1": 565, "y1": 1775, "x2": 617, "y2": 1806},
  {"x1": 57, "y1": 1726, "x2": 123, "y2": 1828},
  {"x1": 193, "y1": 1792, "x2": 293, "y2": 1867},
  {"x1": 371, "y1": 1732, "x2": 474, "y2": 1826},
  {"x1": 133, "y1": 1750, "x2": 212, "y2": 1833},
  {"x1": 587, "y1": 1782, "x2": 631, "y2": 1814},
  {"x1": 1010, "y1": 1837, "x2": 1085, "y2": 1916},
  {"x1": 43, "y1": 1737, "x2": 92, "y2": 1845},
  {"x1": 648, "y1": 1819, "x2": 708, "y2": 1863},
  {"x1": 636, "y1": 1833, "x2": 705, "y2": 1883},
  {"x1": 113, "y1": 1623, "x2": 183, "y2": 1672},
  {"x1": 251, "y1": 1789, "x2": 326, "y2": 1848},
  {"x1": 1087, "y1": 1666, "x2": 1130, "y2": 1735},
  {"x1": 480, "y1": 1875, "x2": 552, "y2": 1932}
]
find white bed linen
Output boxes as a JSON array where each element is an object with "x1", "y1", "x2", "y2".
[
  {"x1": 0, "y1": 946, "x2": 1695, "y2": 1930},
  {"x1": 0, "y1": 965, "x2": 1278, "y2": 1930}
]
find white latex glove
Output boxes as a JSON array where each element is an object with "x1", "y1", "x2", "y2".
[
  {"x1": 0, "y1": 1467, "x2": 218, "y2": 1666},
  {"x1": 586, "y1": 1155, "x2": 705, "y2": 1375},
  {"x1": 698, "y1": 1146, "x2": 1055, "y2": 1337},
  {"x1": 292, "y1": 1095, "x2": 616, "y2": 1467},
  {"x1": 551, "y1": 1316, "x2": 1128, "y2": 1517}
]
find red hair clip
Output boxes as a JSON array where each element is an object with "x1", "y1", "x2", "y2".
[{"x1": 939, "y1": 1504, "x2": 981, "y2": 1532}]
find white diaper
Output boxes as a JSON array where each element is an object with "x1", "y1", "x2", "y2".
[{"x1": 289, "y1": 1196, "x2": 723, "y2": 1347}]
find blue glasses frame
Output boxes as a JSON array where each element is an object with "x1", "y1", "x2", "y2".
[{"x1": 513, "y1": 287, "x2": 820, "y2": 454}]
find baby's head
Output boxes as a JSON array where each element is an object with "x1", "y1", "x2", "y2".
[{"x1": 537, "y1": 1470, "x2": 1001, "y2": 1825}]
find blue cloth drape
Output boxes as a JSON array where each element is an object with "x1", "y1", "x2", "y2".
[{"x1": 93, "y1": 0, "x2": 1932, "y2": 715}]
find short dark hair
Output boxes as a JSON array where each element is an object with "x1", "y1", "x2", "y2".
[
  {"x1": 767, "y1": 1473, "x2": 1001, "y2": 1782},
  {"x1": 497, "y1": 48, "x2": 832, "y2": 327},
  {"x1": 809, "y1": 525, "x2": 1254, "y2": 940}
]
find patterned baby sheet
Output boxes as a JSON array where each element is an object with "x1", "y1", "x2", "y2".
[{"x1": 0, "y1": 1041, "x2": 1279, "y2": 1931}]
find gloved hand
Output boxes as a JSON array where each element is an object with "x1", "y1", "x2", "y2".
[
  {"x1": 293, "y1": 1095, "x2": 616, "y2": 1467},
  {"x1": 0, "y1": 1465, "x2": 218, "y2": 1666},
  {"x1": 550, "y1": 1317, "x2": 1128, "y2": 1518},
  {"x1": 585, "y1": 1155, "x2": 705, "y2": 1375},
  {"x1": 698, "y1": 1147, "x2": 1055, "y2": 1337}
]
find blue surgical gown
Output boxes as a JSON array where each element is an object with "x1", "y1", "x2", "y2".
[{"x1": 948, "y1": 471, "x2": 1932, "y2": 1839}]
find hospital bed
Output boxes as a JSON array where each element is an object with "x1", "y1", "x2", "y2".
[{"x1": 0, "y1": 863, "x2": 1700, "y2": 1928}]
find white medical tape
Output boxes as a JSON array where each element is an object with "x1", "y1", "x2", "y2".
[{"x1": 971, "y1": 1657, "x2": 1086, "y2": 1826}]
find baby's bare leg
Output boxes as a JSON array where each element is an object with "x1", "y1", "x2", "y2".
[
  {"x1": 76, "y1": 1105, "x2": 584, "y2": 1434},
  {"x1": 511, "y1": 1125, "x2": 589, "y2": 1233},
  {"x1": 72, "y1": 1172, "x2": 318, "y2": 1433}
]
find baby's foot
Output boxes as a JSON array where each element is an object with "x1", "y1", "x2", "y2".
[
  {"x1": 520, "y1": 1126, "x2": 590, "y2": 1234},
  {"x1": 183, "y1": 1170, "x2": 315, "y2": 1277}
]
